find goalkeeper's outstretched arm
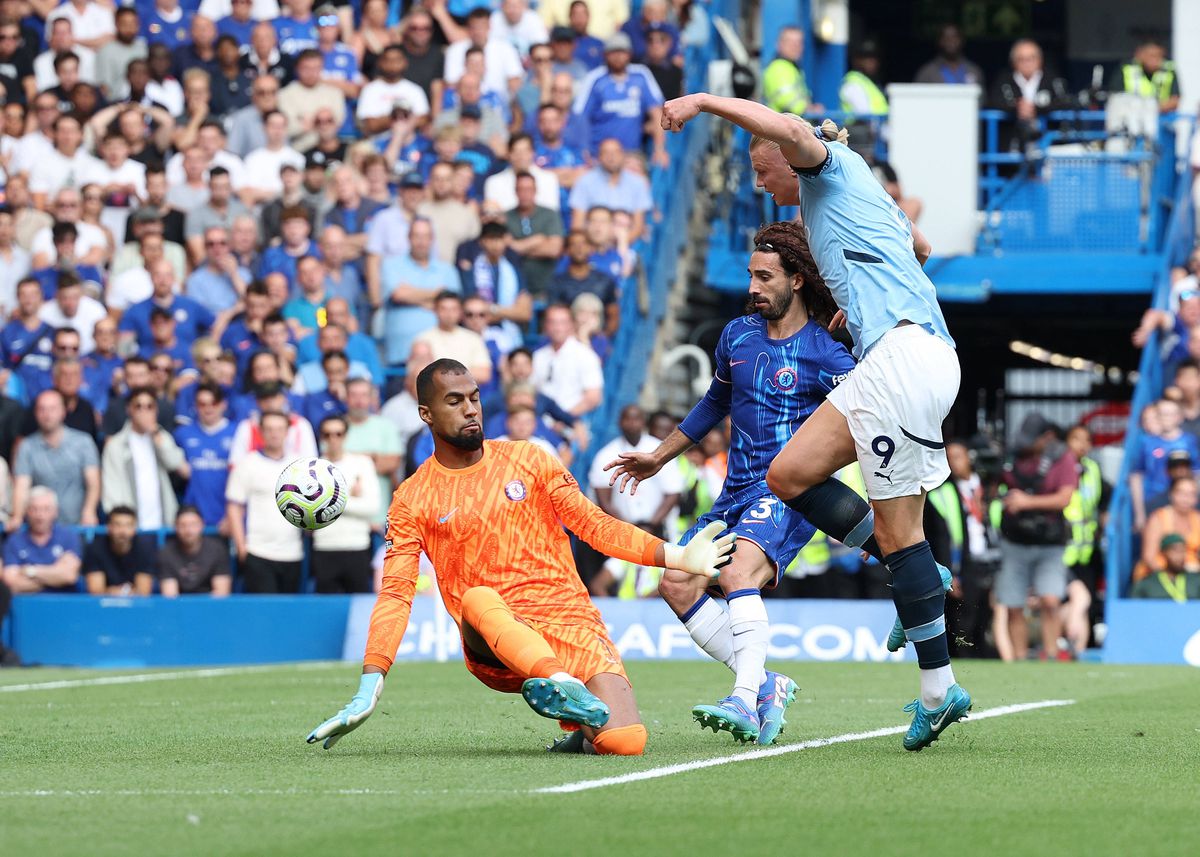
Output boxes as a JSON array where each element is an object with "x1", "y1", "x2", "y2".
[{"x1": 660, "y1": 93, "x2": 828, "y2": 170}]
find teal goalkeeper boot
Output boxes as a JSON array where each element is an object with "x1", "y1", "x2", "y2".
[
  {"x1": 887, "y1": 563, "x2": 955, "y2": 652},
  {"x1": 902, "y1": 683, "x2": 972, "y2": 751},
  {"x1": 693, "y1": 696, "x2": 760, "y2": 743},
  {"x1": 756, "y1": 671, "x2": 798, "y2": 745},
  {"x1": 522, "y1": 677, "x2": 610, "y2": 729}
]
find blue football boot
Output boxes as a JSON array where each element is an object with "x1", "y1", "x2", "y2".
[
  {"x1": 692, "y1": 696, "x2": 760, "y2": 743},
  {"x1": 521, "y1": 677, "x2": 610, "y2": 729},
  {"x1": 902, "y1": 683, "x2": 972, "y2": 751},
  {"x1": 755, "y1": 671, "x2": 798, "y2": 745},
  {"x1": 887, "y1": 562, "x2": 955, "y2": 652}
]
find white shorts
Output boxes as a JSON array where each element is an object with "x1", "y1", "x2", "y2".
[{"x1": 827, "y1": 324, "x2": 960, "y2": 500}]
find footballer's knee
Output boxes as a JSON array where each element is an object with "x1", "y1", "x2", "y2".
[
  {"x1": 459, "y1": 585, "x2": 504, "y2": 625},
  {"x1": 765, "y1": 459, "x2": 805, "y2": 500},
  {"x1": 658, "y1": 567, "x2": 705, "y2": 614},
  {"x1": 717, "y1": 540, "x2": 773, "y2": 595},
  {"x1": 591, "y1": 723, "x2": 647, "y2": 756}
]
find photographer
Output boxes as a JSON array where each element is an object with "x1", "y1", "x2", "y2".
[{"x1": 995, "y1": 414, "x2": 1079, "y2": 662}]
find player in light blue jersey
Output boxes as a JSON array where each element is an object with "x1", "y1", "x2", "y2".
[
  {"x1": 605, "y1": 221, "x2": 854, "y2": 745},
  {"x1": 660, "y1": 94, "x2": 971, "y2": 751}
]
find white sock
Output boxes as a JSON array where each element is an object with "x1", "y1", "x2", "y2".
[
  {"x1": 550, "y1": 672, "x2": 581, "y2": 686},
  {"x1": 682, "y1": 596, "x2": 736, "y2": 672},
  {"x1": 920, "y1": 664, "x2": 956, "y2": 709},
  {"x1": 728, "y1": 591, "x2": 769, "y2": 711}
]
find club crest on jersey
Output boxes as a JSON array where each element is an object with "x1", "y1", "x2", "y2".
[
  {"x1": 773, "y1": 366, "x2": 799, "y2": 391},
  {"x1": 504, "y1": 480, "x2": 527, "y2": 501}
]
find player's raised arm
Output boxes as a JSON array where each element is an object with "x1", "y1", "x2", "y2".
[
  {"x1": 307, "y1": 505, "x2": 422, "y2": 750},
  {"x1": 661, "y1": 93, "x2": 828, "y2": 170}
]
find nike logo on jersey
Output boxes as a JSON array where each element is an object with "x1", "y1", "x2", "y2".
[
  {"x1": 874, "y1": 472, "x2": 893, "y2": 484},
  {"x1": 438, "y1": 508, "x2": 457, "y2": 524},
  {"x1": 729, "y1": 360, "x2": 748, "y2": 367}
]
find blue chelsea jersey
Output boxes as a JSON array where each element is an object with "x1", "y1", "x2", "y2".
[
  {"x1": 175, "y1": 420, "x2": 237, "y2": 525},
  {"x1": 795, "y1": 142, "x2": 954, "y2": 359},
  {"x1": 708, "y1": 316, "x2": 855, "y2": 494}
]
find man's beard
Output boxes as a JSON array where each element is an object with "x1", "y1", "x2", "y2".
[
  {"x1": 441, "y1": 430, "x2": 484, "y2": 451},
  {"x1": 745, "y1": 288, "x2": 794, "y2": 321}
]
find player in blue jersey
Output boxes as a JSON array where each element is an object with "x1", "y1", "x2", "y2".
[
  {"x1": 605, "y1": 220, "x2": 854, "y2": 744},
  {"x1": 660, "y1": 93, "x2": 971, "y2": 751}
]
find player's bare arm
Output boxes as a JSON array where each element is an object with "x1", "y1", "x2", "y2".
[
  {"x1": 911, "y1": 223, "x2": 933, "y2": 267},
  {"x1": 661, "y1": 93, "x2": 828, "y2": 169},
  {"x1": 604, "y1": 427, "x2": 694, "y2": 495}
]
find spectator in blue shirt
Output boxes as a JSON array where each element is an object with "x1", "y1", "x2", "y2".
[
  {"x1": 282, "y1": 255, "x2": 330, "y2": 342},
  {"x1": 1, "y1": 486, "x2": 83, "y2": 594},
  {"x1": 141, "y1": 0, "x2": 194, "y2": 51},
  {"x1": 216, "y1": 0, "x2": 255, "y2": 47},
  {"x1": 534, "y1": 103, "x2": 589, "y2": 216},
  {"x1": 549, "y1": 26, "x2": 589, "y2": 80},
  {"x1": 294, "y1": 301, "x2": 381, "y2": 390},
  {"x1": 572, "y1": 32, "x2": 667, "y2": 163},
  {"x1": 184, "y1": 226, "x2": 251, "y2": 317},
  {"x1": 568, "y1": 1, "x2": 605, "y2": 70},
  {"x1": 1132, "y1": 397, "x2": 1200, "y2": 531},
  {"x1": 324, "y1": 166, "x2": 385, "y2": 262},
  {"x1": 175, "y1": 382, "x2": 237, "y2": 526},
  {"x1": 568, "y1": 137, "x2": 654, "y2": 241},
  {"x1": 547, "y1": 229, "x2": 618, "y2": 315},
  {"x1": 258, "y1": 206, "x2": 321, "y2": 292},
  {"x1": 301, "y1": 350, "x2": 350, "y2": 428},
  {"x1": 2, "y1": 278, "x2": 55, "y2": 382},
  {"x1": 209, "y1": 35, "x2": 254, "y2": 118},
  {"x1": 527, "y1": 71, "x2": 591, "y2": 154},
  {"x1": 379, "y1": 217, "x2": 460, "y2": 366},
  {"x1": 619, "y1": 0, "x2": 682, "y2": 64},
  {"x1": 219, "y1": 280, "x2": 271, "y2": 374},
  {"x1": 171, "y1": 13, "x2": 219, "y2": 77},
  {"x1": 274, "y1": 0, "x2": 319, "y2": 56},
  {"x1": 459, "y1": 221, "x2": 532, "y2": 354},
  {"x1": 119, "y1": 258, "x2": 214, "y2": 352},
  {"x1": 317, "y1": 227, "x2": 367, "y2": 327}
]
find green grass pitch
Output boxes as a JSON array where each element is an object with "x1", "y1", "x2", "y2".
[{"x1": 2, "y1": 660, "x2": 1197, "y2": 856}]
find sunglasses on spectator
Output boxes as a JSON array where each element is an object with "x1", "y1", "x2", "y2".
[
  {"x1": 321, "y1": 430, "x2": 345, "y2": 438},
  {"x1": 0, "y1": 33, "x2": 19, "y2": 41},
  {"x1": 318, "y1": 15, "x2": 339, "y2": 26},
  {"x1": 131, "y1": 401, "x2": 157, "y2": 410}
]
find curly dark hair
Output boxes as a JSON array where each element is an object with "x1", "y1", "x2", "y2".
[{"x1": 750, "y1": 221, "x2": 840, "y2": 328}]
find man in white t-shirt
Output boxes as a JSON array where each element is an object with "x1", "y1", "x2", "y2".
[
  {"x1": 30, "y1": 188, "x2": 108, "y2": 269},
  {"x1": 33, "y1": 18, "x2": 97, "y2": 91},
  {"x1": 28, "y1": 115, "x2": 102, "y2": 206},
  {"x1": 413, "y1": 291, "x2": 492, "y2": 384},
  {"x1": 228, "y1": 381, "x2": 318, "y2": 466},
  {"x1": 226, "y1": 410, "x2": 304, "y2": 592},
  {"x1": 483, "y1": 133, "x2": 559, "y2": 211},
  {"x1": 311, "y1": 413, "x2": 380, "y2": 593},
  {"x1": 241, "y1": 110, "x2": 305, "y2": 204},
  {"x1": 531, "y1": 303, "x2": 603, "y2": 416},
  {"x1": 490, "y1": 0, "x2": 548, "y2": 58},
  {"x1": 588, "y1": 403, "x2": 683, "y2": 535},
  {"x1": 45, "y1": 0, "x2": 115, "y2": 51},
  {"x1": 38, "y1": 275, "x2": 108, "y2": 354},
  {"x1": 443, "y1": 8, "x2": 523, "y2": 100},
  {"x1": 355, "y1": 45, "x2": 430, "y2": 136}
]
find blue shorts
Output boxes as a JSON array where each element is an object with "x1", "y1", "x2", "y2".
[{"x1": 679, "y1": 481, "x2": 816, "y2": 589}]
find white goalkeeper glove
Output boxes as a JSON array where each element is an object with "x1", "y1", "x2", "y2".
[
  {"x1": 306, "y1": 672, "x2": 384, "y2": 749},
  {"x1": 662, "y1": 521, "x2": 738, "y2": 579}
]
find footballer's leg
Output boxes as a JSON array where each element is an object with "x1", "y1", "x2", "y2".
[
  {"x1": 459, "y1": 586, "x2": 610, "y2": 729},
  {"x1": 660, "y1": 510, "x2": 738, "y2": 673},
  {"x1": 586, "y1": 673, "x2": 647, "y2": 756}
]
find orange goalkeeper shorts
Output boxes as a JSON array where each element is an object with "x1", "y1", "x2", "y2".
[{"x1": 462, "y1": 613, "x2": 628, "y2": 693}]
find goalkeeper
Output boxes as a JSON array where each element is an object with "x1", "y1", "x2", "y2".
[{"x1": 308, "y1": 360, "x2": 735, "y2": 756}]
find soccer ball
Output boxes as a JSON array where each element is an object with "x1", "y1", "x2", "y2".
[{"x1": 275, "y1": 457, "x2": 349, "y2": 530}]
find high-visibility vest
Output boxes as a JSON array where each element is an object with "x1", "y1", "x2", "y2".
[
  {"x1": 1122, "y1": 62, "x2": 1176, "y2": 105},
  {"x1": 837, "y1": 462, "x2": 868, "y2": 499},
  {"x1": 784, "y1": 529, "x2": 831, "y2": 579},
  {"x1": 614, "y1": 560, "x2": 662, "y2": 599},
  {"x1": 926, "y1": 481, "x2": 963, "y2": 569},
  {"x1": 839, "y1": 70, "x2": 889, "y2": 117},
  {"x1": 675, "y1": 456, "x2": 714, "y2": 534},
  {"x1": 1063, "y1": 457, "x2": 1103, "y2": 567},
  {"x1": 764, "y1": 58, "x2": 811, "y2": 115},
  {"x1": 988, "y1": 495, "x2": 1004, "y2": 532}
]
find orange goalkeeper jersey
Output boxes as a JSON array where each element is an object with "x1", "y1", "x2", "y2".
[{"x1": 363, "y1": 440, "x2": 665, "y2": 672}]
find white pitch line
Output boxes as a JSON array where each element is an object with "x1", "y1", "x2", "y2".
[
  {"x1": 0, "y1": 788, "x2": 409, "y2": 798},
  {"x1": 534, "y1": 699, "x2": 1077, "y2": 795},
  {"x1": 0, "y1": 662, "x2": 341, "y2": 694}
]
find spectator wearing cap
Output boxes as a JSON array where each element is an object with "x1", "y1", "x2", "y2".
[
  {"x1": 357, "y1": 44, "x2": 431, "y2": 137},
  {"x1": 83, "y1": 505, "x2": 157, "y2": 596},
  {"x1": 492, "y1": 0, "x2": 548, "y2": 59},
  {"x1": 418, "y1": 162, "x2": 481, "y2": 267},
  {"x1": 215, "y1": 0, "x2": 256, "y2": 49},
  {"x1": 185, "y1": 227, "x2": 251, "y2": 318},
  {"x1": 10, "y1": 390, "x2": 100, "y2": 528},
  {"x1": 528, "y1": 72, "x2": 591, "y2": 154},
  {"x1": 541, "y1": 0, "x2": 626, "y2": 45},
  {"x1": 120, "y1": 258, "x2": 214, "y2": 353},
  {"x1": 380, "y1": 218, "x2": 459, "y2": 367},
  {"x1": 443, "y1": 8, "x2": 523, "y2": 103},
  {"x1": 505, "y1": 172, "x2": 564, "y2": 297},
  {"x1": 158, "y1": 505, "x2": 232, "y2": 596},
  {"x1": 241, "y1": 112, "x2": 306, "y2": 207},
  {"x1": 398, "y1": 7, "x2": 445, "y2": 104},
  {"x1": 549, "y1": 25, "x2": 588, "y2": 79},
  {"x1": 324, "y1": 167, "x2": 386, "y2": 261},
  {"x1": 619, "y1": 0, "x2": 680, "y2": 64},
  {"x1": 1132, "y1": 533, "x2": 1200, "y2": 600},
  {"x1": 96, "y1": 7, "x2": 147, "y2": 99},
  {"x1": 532, "y1": 303, "x2": 602, "y2": 417},
  {"x1": 484, "y1": 133, "x2": 561, "y2": 212},
  {"x1": 316, "y1": 6, "x2": 362, "y2": 105},
  {"x1": 459, "y1": 221, "x2": 531, "y2": 353},
  {"x1": 258, "y1": 206, "x2": 322, "y2": 292},
  {"x1": 1131, "y1": 397, "x2": 1200, "y2": 532},
  {"x1": 569, "y1": 138, "x2": 652, "y2": 240},
  {"x1": 1137, "y1": 478, "x2": 1200, "y2": 583},
  {"x1": 996, "y1": 413, "x2": 1078, "y2": 661},
  {"x1": 139, "y1": 305, "x2": 194, "y2": 371},
  {"x1": 2, "y1": 486, "x2": 83, "y2": 592},
  {"x1": 573, "y1": 32, "x2": 667, "y2": 164},
  {"x1": 184, "y1": 167, "x2": 251, "y2": 264},
  {"x1": 279, "y1": 49, "x2": 346, "y2": 151},
  {"x1": 228, "y1": 380, "x2": 318, "y2": 466},
  {"x1": 643, "y1": 22, "x2": 682, "y2": 100}
]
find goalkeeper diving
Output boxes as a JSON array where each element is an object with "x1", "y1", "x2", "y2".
[{"x1": 307, "y1": 359, "x2": 735, "y2": 756}]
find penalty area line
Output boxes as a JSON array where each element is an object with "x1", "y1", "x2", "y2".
[
  {"x1": 0, "y1": 662, "x2": 342, "y2": 694},
  {"x1": 534, "y1": 699, "x2": 1076, "y2": 795}
]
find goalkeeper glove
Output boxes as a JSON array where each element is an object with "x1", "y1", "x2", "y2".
[
  {"x1": 662, "y1": 521, "x2": 737, "y2": 579},
  {"x1": 306, "y1": 672, "x2": 384, "y2": 749}
]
